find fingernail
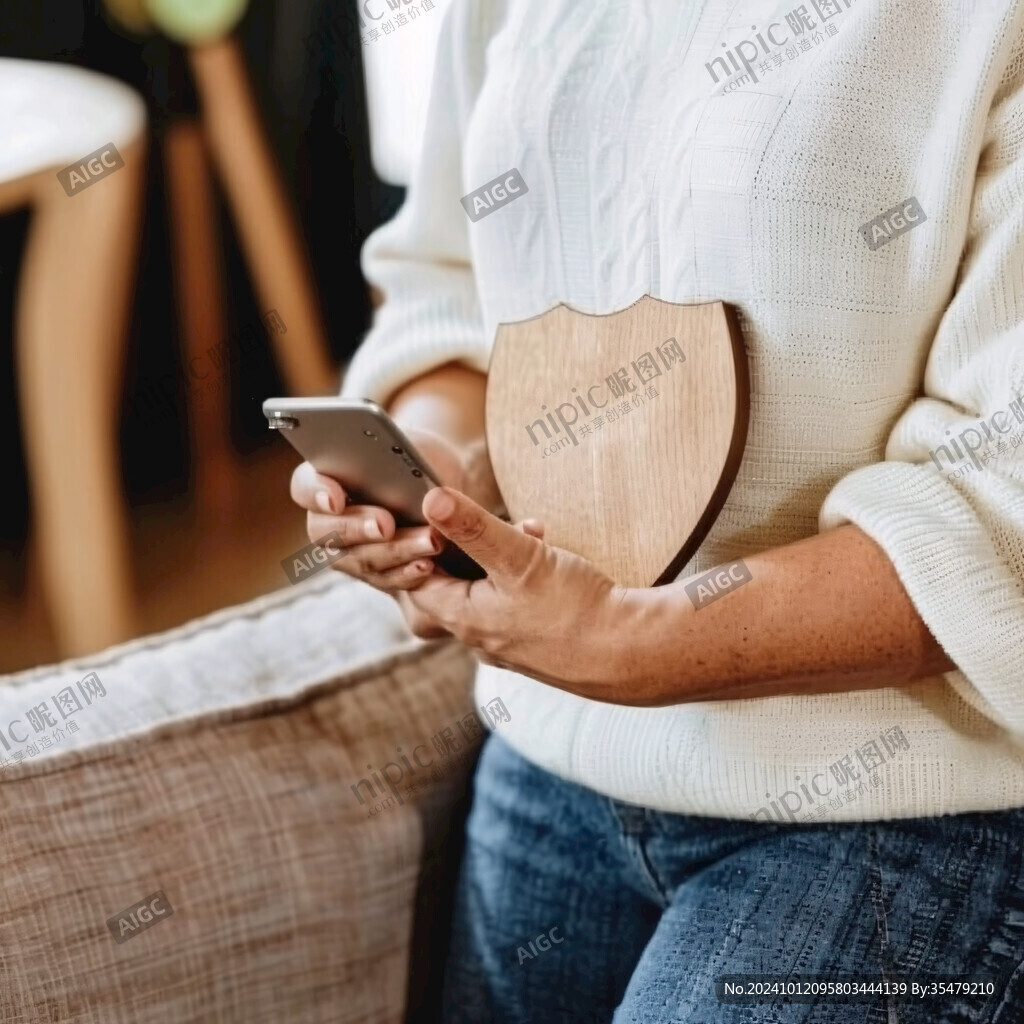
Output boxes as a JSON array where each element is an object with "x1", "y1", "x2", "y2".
[
  {"x1": 367, "y1": 519, "x2": 384, "y2": 541},
  {"x1": 427, "y1": 488, "x2": 455, "y2": 520},
  {"x1": 315, "y1": 490, "x2": 333, "y2": 514}
]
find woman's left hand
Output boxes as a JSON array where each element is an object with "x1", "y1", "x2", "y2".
[{"x1": 405, "y1": 486, "x2": 633, "y2": 701}]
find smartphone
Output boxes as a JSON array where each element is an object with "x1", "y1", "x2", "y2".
[{"x1": 263, "y1": 396, "x2": 486, "y2": 580}]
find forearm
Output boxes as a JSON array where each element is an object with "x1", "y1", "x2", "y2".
[
  {"x1": 387, "y1": 362, "x2": 505, "y2": 514},
  {"x1": 387, "y1": 361, "x2": 485, "y2": 442},
  {"x1": 609, "y1": 524, "x2": 956, "y2": 706}
]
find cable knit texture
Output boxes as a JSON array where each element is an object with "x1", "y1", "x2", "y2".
[{"x1": 342, "y1": 0, "x2": 1024, "y2": 820}]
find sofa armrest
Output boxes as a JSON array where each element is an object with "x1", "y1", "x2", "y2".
[{"x1": 0, "y1": 573, "x2": 480, "y2": 1023}]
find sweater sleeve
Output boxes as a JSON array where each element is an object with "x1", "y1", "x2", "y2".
[
  {"x1": 820, "y1": 19, "x2": 1024, "y2": 734},
  {"x1": 340, "y1": 0, "x2": 503, "y2": 407}
]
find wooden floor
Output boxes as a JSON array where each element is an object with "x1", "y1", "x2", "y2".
[{"x1": 0, "y1": 443, "x2": 312, "y2": 675}]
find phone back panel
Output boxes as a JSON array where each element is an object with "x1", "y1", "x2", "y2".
[{"x1": 262, "y1": 399, "x2": 439, "y2": 526}]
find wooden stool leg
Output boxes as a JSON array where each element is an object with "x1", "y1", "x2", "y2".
[
  {"x1": 14, "y1": 136, "x2": 146, "y2": 656},
  {"x1": 163, "y1": 119, "x2": 240, "y2": 523},
  {"x1": 188, "y1": 37, "x2": 337, "y2": 396}
]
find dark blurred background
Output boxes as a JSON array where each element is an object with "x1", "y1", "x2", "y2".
[{"x1": 0, "y1": 0, "x2": 414, "y2": 669}]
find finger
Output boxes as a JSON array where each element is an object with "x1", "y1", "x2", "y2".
[
  {"x1": 520, "y1": 518, "x2": 545, "y2": 539},
  {"x1": 306, "y1": 505, "x2": 396, "y2": 547},
  {"x1": 327, "y1": 542, "x2": 436, "y2": 590},
  {"x1": 422, "y1": 487, "x2": 539, "y2": 580},
  {"x1": 397, "y1": 591, "x2": 452, "y2": 639},
  {"x1": 405, "y1": 570, "x2": 474, "y2": 630},
  {"x1": 360, "y1": 555, "x2": 437, "y2": 591},
  {"x1": 290, "y1": 461, "x2": 348, "y2": 514},
  {"x1": 343, "y1": 527, "x2": 442, "y2": 574}
]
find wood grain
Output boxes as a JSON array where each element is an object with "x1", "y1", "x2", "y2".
[{"x1": 486, "y1": 297, "x2": 748, "y2": 587}]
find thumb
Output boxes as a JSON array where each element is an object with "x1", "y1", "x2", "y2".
[
  {"x1": 423, "y1": 487, "x2": 539, "y2": 579},
  {"x1": 520, "y1": 518, "x2": 545, "y2": 539}
]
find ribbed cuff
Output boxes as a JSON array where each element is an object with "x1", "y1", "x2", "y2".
[{"x1": 820, "y1": 461, "x2": 1024, "y2": 733}]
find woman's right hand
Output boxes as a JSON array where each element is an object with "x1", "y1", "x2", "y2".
[{"x1": 289, "y1": 427, "x2": 468, "y2": 598}]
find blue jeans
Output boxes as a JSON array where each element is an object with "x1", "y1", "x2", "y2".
[{"x1": 440, "y1": 733, "x2": 1024, "y2": 1023}]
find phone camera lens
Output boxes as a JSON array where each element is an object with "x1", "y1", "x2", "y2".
[
  {"x1": 411, "y1": 469, "x2": 423, "y2": 477},
  {"x1": 267, "y1": 413, "x2": 298, "y2": 431},
  {"x1": 391, "y1": 445, "x2": 403, "y2": 454}
]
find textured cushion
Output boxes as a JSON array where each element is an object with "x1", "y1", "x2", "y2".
[
  {"x1": 0, "y1": 573, "x2": 478, "y2": 1023},
  {"x1": 0, "y1": 58, "x2": 146, "y2": 185}
]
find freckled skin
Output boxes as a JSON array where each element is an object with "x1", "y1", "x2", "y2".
[
  {"x1": 612, "y1": 525, "x2": 952, "y2": 706},
  {"x1": 408, "y1": 483, "x2": 952, "y2": 707},
  {"x1": 298, "y1": 363, "x2": 954, "y2": 706}
]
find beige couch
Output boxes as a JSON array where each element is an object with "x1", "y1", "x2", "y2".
[{"x1": 0, "y1": 572, "x2": 480, "y2": 1023}]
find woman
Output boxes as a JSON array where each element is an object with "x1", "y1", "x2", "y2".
[{"x1": 292, "y1": 1, "x2": 1024, "y2": 1020}]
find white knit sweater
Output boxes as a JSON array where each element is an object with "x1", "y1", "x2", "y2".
[{"x1": 341, "y1": 0, "x2": 1024, "y2": 821}]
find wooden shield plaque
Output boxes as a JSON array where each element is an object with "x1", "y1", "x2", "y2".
[{"x1": 485, "y1": 297, "x2": 748, "y2": 587}]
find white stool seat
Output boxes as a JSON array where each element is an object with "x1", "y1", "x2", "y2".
[{"x1": 0, "y1": 58, "x2": 146, "y2": 184}]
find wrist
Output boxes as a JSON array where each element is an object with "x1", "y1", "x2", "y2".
[{"x1": 590, "y1": 583, "x2": 691, "y2": 706}]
